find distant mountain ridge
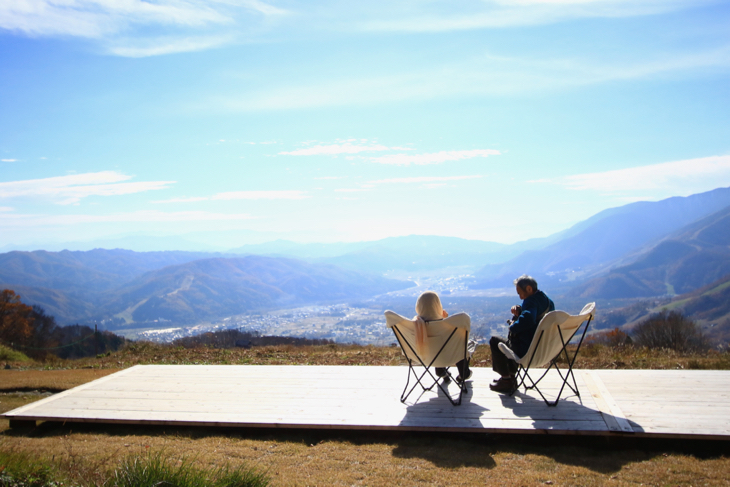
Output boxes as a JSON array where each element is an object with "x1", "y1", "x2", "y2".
[
  {"x1": 472, "y1": 187, "x2": 730, "y2": 288},
  {"x1": 0, "y1": 249, "x2": 218, "y2": 295},
  {"x1": 0, "y1": 250, "x2": 413, "y2": 327},
  {"x1": 230, "y1": 234, "x2": 558, "y2": 275},
  {"x1": 99, "y1": 256, "x2": 412, "y2": 326},
  {"x1": 4, "y1": 186, "x2": 730, "y2": 330},
  {"x1": 573, "y1": 204, "x2": 730, "y2": 299}
]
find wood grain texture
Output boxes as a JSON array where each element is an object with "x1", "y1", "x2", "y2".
[{"x1": 3, "y1": 365, "x2": 729, "y2": 439}]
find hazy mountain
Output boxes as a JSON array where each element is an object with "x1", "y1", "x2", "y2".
[
  {"x1": 472, "y1": 186, "x2": 730, "y2": 288},
  {"x1": 0, "y1": 249, "x2": 413, "y2": 327},
  {"x1": 572, "y1": 204, "x2": 730, "y2": 299},
  {"x1": 0, "y1": 228, "x2": 297, "y2": 253},
  {"x1": 0, "y1": 249, "x2": 218, "y2": 296},
  {"x1": 98, "y1": 256, "x2": 413, "y2": 326},
  {"x1": 5, "y1": 284, "x2": 98, "y2": 324},
  {"x1": 231, "y1": 234, "x2": 559, "y2": 274},
  {"x1": 229, "y1": 240, "x2": 374, "y2": 259}
]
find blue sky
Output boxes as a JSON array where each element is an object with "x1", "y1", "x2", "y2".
[{"x1": 1, "y1": 0, "x2": 729, "y2": 250}]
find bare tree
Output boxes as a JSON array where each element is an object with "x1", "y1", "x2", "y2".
[{"x1": 632, "y1": 310, "x2": 708, "y2": 352}]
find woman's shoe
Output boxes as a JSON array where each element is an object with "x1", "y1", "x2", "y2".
[{"x1": 456, "y1": 369, "x2": 472, "y2": 384}]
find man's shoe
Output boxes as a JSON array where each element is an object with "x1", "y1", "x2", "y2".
[
  {"x1": 489, "y1": 377, "x2": 516, "y2": 393},
  {"x1": 435, "y1": 367, "x2": 447, "y2": 377}
]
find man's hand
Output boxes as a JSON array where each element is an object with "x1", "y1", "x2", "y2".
[{"x1": 511, "y1": 305, "x2": 522, "y2": 318}]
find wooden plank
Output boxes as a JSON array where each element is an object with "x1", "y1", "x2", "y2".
[
  {"x1": 2, "y1": 365, "x2": 141, "y2": 417},
  {"x1": 582, "y1": 371, "x2": 634, "y2": 433},
  {"x1": 3, "y1": 366, "x2": 729, "y2": 440}
]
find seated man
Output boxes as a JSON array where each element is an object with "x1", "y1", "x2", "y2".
[{"x1": 489, "y1": 275, "x2": 554, "y2": 393}]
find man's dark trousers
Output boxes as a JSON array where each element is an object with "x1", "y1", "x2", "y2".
[{"x1": 490, "y1": 336, "x2": 518, "y2": 377}]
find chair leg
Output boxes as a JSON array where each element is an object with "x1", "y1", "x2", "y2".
[
  {"x1": 392, "y1": 325, "x2": 466, "y2": 406},
  {"x1": 528, "y1": 319, "x2": 593, "y2": 406},
  {"x1": 401, "y1": 365, "x2": 465, "y2": 406},
  {"x1": 400, "y1": 362, "x2": 436, "y2": 402}
]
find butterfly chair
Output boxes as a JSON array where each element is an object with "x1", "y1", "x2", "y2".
[
  {"x1": 385, "y1": 310, "x2": 472, "y2": 406},
  {"x1": 498, "y1": 302, "x2": 596, "y2": 406}
]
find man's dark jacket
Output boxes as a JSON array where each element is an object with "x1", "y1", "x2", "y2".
[{"x1": 509, "y1": 290, "x2": 555, "y2": 358}]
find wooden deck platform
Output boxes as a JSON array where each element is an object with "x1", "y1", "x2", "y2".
[{"x1": 4, "y1": 365, "x2": 729, "y2": 440}]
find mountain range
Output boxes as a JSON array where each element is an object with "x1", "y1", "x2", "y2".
[
  {"x1": 230, "y1": 234, "x2": 560, "y2": 275},
  {"x1": 573, "y1": 205, "x2": 730, "y2": 299},
  {"x1": 0, "y1": 252, "x2": 413, "y2": 328},
  {"x1": 471, "y1": 187, "x2": 730, "y2": 290},
  {"x1": 2, "y1": 186, "x2": 730, "y2": 334}
]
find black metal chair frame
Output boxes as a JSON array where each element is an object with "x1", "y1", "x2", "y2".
[
  {"x1": 392, "y1": 324, "x2": 468, "y2": 406},
  {"x1": 511, "y1": 315, "x2": 593, "y2": 407}
]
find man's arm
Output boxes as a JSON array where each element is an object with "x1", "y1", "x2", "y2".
[{"x1": 509, "y1": 299, "x2": 539, "y2": 335}]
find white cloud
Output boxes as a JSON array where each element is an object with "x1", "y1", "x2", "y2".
[
  {"x1": 280, "y1": 141, "x2": 395, "y2": 156},
  {"x1": 370, "y1": 150, "x2": 500, "y2": 165},
  {"x1": 108, "y1": 34, "x2": 234, "y2": 57},
  {"x1": 152, "y1": 196, "x2": 210, "y2": 204},
  {"x1": 334, "y1": 188, "x2": 369, "y2": 193},
  {"x1": 153, "y1": 190, "x2": 310, "y2": 203},
  {"x1": 212, "y1": 190, "x2": 309, "y2": 200},
  {"x1": 0, "y1": 210, "x2": 255, "y2": 227},
  {"x1": 1, "y1": 0, "x2": 231, "y2": 38},
  {"x1": 545, "y1": 155, "x2": 730, "y2": 196},
  {"x1": 360, "y1": 0, "x2": 714, "y2": 32},
  {"x1": 0, "y1": 0, "x2": 716, "y2": 57},
  {"x1": 369, "y1": 175, "x2": 483, "y2": 184},
  {"x1": 0, "y1": 206, "x2": 14, "y2": 212},
  {"x1": 199, "y1": 44, "x2": 730, "y2": 112},
  {"x1": 0, "y1": 171, "x2": 175, "y2": 205},
  {"x1": 0, "y1": 0, "x2": 288, "y2": 56},
  {"x1": 1, "y1": 159, "x2": 17, "y2": 162}
]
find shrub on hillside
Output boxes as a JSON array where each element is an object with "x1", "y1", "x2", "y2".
[
  {"x1": 0, "y1": 344, "x2": 31, "y2": 362},
  {"x1": 1, "y1": 289, "x2": 127, "y2": 360},
  {"x1": 631, "y1": 310, "x2": 709, "y2": 352},
  {"x1": 0, "y1": 289, "x2": 34, "y2": 347},
  {"x1": 173, "y1": 329, "x2": 333, "y2": 349},
  {"x1": 585, "y1": 327, "x2": 633, "y2": 348}
]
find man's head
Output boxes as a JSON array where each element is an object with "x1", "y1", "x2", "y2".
[{"x1": 513, "y1": 275, "x2": 538, "y2": 300}]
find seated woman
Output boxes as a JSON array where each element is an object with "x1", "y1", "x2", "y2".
[{"x1": 414, "y1": 291, "x2": 473, "y2": 383}]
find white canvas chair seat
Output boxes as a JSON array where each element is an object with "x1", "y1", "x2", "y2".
[
  {"x1": 498, "y1": 302, "x2": 596, "y2": 406},
  {"x1": 385, "y1": 310, "x2": 472, "y2": 406}
]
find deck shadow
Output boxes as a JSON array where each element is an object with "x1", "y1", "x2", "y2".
[{"x1": 498, "y1": 389, "x2": 646, "y2": 435}]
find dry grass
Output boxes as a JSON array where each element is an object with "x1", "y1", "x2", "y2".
[
  {"x1": 1, "y1": 416, "x2": 728, "y2": 486},
  {"x1": 0, "y1": 369, "x2": 119, "y2": 392},
  {"x1": 2, "y1": 343, "x2": 730, "y2": 486},
  {"x1": 3, "y1": 340, "x2": 729, "y2": 372}
]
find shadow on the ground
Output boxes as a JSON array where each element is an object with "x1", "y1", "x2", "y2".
[{"x1": 4, "y1": 419, "x2": 729, "y2": 473}]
